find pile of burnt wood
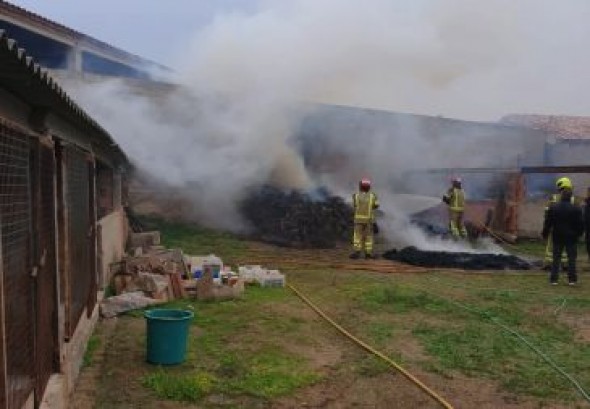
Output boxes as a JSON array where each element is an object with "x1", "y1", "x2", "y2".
[
  {"x1": 240, "y1": 185, "x2": 353, "y2": 248},
  {"x1": 382, "y1": 246, "x2": 532, "y2": 270}
]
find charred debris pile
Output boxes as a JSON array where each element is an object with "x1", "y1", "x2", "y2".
[
  {"x1": 240, "y1": 185, "x2": 353, "y2": 248},
  {"x1": 382, "y1": 246, "x2": 532, "y2": 270}
]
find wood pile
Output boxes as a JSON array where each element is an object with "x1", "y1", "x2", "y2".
[{"x1": 240, "y1": 185, "x2": 353, "y2": 248}]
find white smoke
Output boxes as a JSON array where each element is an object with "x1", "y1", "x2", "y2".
[
  {"x1": 63, "y1": 78, "x2": 313, "y2": 231},
  {"x1": 378, "y1": 202, "x2": 506, "y2": 254},
  {"x1": 179, "y1": 0, "x2": 590, "y2": 120},
  {"x1": 61, "y1": 0, "x2": 590, "y2": 249}
]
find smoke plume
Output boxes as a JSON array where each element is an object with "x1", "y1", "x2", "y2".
[{"x1": 62, "y1": 0, "x2": 590, "y2": 249}]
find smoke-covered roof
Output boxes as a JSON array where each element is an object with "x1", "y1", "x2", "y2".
[
  {"x1": 501, "y1": 114, "x2": 590, "y2": 141},
  {"x1": 0, "y1": 28, "x2": 127, "y2": 163}
]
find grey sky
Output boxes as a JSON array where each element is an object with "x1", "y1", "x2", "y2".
[
  {"x1": 7, "y1": 0, "x2": 590, "y2": 120},
  {"x1": 10, "y1": 0, "x2": 257, "y2": 64}
]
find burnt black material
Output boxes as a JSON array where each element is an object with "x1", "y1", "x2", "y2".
[
  {"x1": 382, "y1": 246, "x2": 532, "y2": 270},
  {"x1": 240, "y1": 185, "x2": 353, "y2": 248}
]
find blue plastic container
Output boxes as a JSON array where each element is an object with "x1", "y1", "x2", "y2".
[{"x1": 144, "y1": 309, "x2": 194, "y2": 365}]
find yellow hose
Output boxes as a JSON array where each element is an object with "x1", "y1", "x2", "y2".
[{"x1": 288, "y1": 284, "x2": 455, "y2": 409}]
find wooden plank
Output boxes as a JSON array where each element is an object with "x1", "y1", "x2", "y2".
[
  {"x1": 166, "y1": 275, "x2": 175, "y2": 300},
  {"x1": 170, "y1": 274, "x2": 187, "y2": 299},
  {"x1": 176, "y1": 275, "x2": 187, "y2": 298}
]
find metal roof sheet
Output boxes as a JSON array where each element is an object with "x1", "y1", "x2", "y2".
[{"x1": 0, "y1": 28, "x2": 127, "y2": 163}]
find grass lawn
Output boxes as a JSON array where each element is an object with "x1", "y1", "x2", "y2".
[
  {"x1": 87, "y1": 220, "x2": 590, "y2": 409},
  {"x1": 139, "y1": 288, "x2": 320, "y2": 401},
  {"x1": 512, "y1": 238, "x2": 588, "y2": 260},
  {"x1": 139, "y1": 216, "x2": 250, "y2": 264}
]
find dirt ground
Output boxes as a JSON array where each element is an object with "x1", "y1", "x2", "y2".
[{"x1": 71, "y1": 241, "x2": 590, "y2": 409}]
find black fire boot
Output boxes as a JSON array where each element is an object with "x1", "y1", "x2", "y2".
[{"x1": 349, "y1": 251, "x2": 361, "y2": 260}]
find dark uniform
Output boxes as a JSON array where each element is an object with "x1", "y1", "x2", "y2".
[
  {"x1": 542, "y1": 192, "x2": 584, "y2": 285},
  {"x1": 543, "y1": 193, "x2": 582, "y2": 267}
]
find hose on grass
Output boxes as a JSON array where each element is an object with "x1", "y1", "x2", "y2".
[
  {"x1": 412, "y1": 284, "x2": 590, "y2": 404},
  {"x1": 288, "y1": 283, "x2": 455, "y2": 409},
  {"x1": 425, "y1": 275, "x2": 572, "y2": 317},
  {"x1": 425, "y1": 275, "x2": 564, "y2": 298},
  {"x1": 553, "y1": 298, "x2": 567, "y2": 316},
  {"x1": 490, "y1": 317, "x2": 590, "y2": 404}
]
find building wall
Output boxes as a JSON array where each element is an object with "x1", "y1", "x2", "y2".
[
  {"x1": 547, "y1": 141, "x2": 590, "y2": 192},
  {"x1": 98, "y1": 208, "x2": 127, "y2": 290},
  {"x1": 517, "y1": 199, "x2": 545, "y2": 238},
  {"x1": 62, "y1": 299, "x2": 101, "y2": 398},
  {"x1": 296, "y1": 105, "x2": 548, "y2": 195},
  {"x1": 548, "y1": 140, "x2": 590, "y2": 165},
  {"x1": 0, "y1": 102, "x2": 127, "y2": 409},
  {"x1": 38, "y1": 294, "x2": 102, "y2": 409},
  {"x1": 45, "y1": 113, "x2": 93, "y2": 152}
]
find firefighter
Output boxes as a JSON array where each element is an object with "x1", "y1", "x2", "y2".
[
  {"x1": 543, "y1": 177, "x2": 579, "y2": 268},
  {"x1": 443, "y1": 177, "x2": 468, "y2": 238},
  {"x1": 350, "y1": 178, "x2": 379, "y2": 259},
  {"x1": 542, "y1": 185, "x2": 584, "y2": 285}
]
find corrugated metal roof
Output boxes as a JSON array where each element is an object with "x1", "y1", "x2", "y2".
[
  {"x1": 0, "y1": 0, "x2": 168, "y2": 70},
  {"x1": 0, "y1": 28, "x2": 127, "y2": 162}
]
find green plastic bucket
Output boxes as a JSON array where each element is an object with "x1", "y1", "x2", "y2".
[{"x1": 144, "y1": 309, "x2": 194, "y2": 365}]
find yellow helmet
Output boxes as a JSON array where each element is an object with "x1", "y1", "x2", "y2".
[{"x1": 556, "y1": 177, "x2": 572, "y2": 190}]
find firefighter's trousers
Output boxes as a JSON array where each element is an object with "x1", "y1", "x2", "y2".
[
  {"x1": 449, "y1": 210, "x2": 468, "y2": 238},
  {"x1": 353, "y1": 222, "x2": 373, "y2": 255},
  {"x1": 544, "y1": 233, "x2": 568, "y2": 266}
]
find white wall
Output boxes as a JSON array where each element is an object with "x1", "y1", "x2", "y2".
[{"x1": 97, "y1": 208, "x2": 127, "y2": 290}]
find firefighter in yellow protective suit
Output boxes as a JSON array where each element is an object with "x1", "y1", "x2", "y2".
[
  {"x1": 443, "y1": 177, "x2": 468, "y2": 238},
  {"x1": 350, "y1": 178, "x2": 379, "y2": 259},
  {"x1": 543, "y1": 177, "x2": 581, "y2": 269}
]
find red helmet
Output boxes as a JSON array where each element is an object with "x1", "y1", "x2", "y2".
[{"x1": 359, "y1": 178, "x2": 371, "y2": 191}]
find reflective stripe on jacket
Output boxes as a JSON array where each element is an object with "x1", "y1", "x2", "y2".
[
  {"x1": 544, "y1": 193, "x2": 575, "y2": 213},
  {"x1": 353, "y1": 192, "x2": 378, "y2": 223},
  {"x1": 447, "y1": 188, "x2": 465, "y2": 212}
]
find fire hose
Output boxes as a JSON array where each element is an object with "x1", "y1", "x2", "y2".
[
  {"x1": 288, "y1": 284, "x2": 455, "y2": 409},
  {"x1": 290, "y1": 276, "x2": 589, "y2": 405},
  {"x1": 411, "y1": 279, "x2": 590, "y2": 405}
]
